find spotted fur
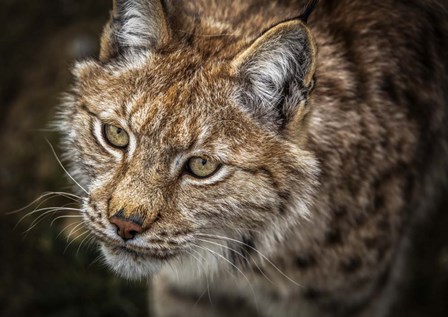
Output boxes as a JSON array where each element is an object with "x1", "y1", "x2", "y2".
[{"x1": 56, "y1": 0, "x2": 448, "y2": 316}]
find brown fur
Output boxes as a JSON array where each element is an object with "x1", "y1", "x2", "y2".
[{"x1": 57, "y1": 0, "x2": 448, "y2": 316}]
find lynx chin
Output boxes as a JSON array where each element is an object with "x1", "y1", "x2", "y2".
[{"x1": 55, "y1": 0, "x2": 448, "y2": 316}]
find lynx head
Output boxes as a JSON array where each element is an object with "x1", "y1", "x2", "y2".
[{"x1": 58, "y1": 0, "x2": 319, "y2": 279}]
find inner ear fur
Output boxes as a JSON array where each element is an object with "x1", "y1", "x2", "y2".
[{"x1": 231, "y1": 19, "x2": 317, "y2": 130}]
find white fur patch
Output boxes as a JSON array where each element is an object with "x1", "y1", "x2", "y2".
[{"x1": 101, "y1": 243, "x2": 162, "y2": 280}]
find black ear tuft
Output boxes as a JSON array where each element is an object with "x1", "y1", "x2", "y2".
[{"x1": 300, "y1": 0, "x2": 320, "y2": 23}]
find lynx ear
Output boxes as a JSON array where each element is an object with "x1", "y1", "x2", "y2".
[
  {"x1": 100, "y1": 0, "x2": 171, "y2": 61},
  {"x1": 231, "y1": 19, "x2": 317, "y2": 130}
]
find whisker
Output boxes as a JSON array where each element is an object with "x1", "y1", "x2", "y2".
[
  {"x1": 66, "y1": 222, "x2": 86, "y2": 242},
  {"x1": 6, "y1": 191, "x2": 82, "y2": 215},
  {"x1": 167, "y1": 261, "x2": 180, "y2": 282},
  {"x1": 20, "y1": 207, "x2": 82, "y2": 234},
  {"x1": 195, "y1": 238, "x2": 276, "y2": 287},
  {"x1": 32, "y1": 206, "x2": 80, "y2": 222},
  {"x1": 21, "y1": 207, "x2": 81, "y2": 235},
  {"x1": 15, "y1": 200, "x2": 80, "y2": 228},
  {"x1": 193, "y1": 288, "x2": 207, "y2": 308},
  {"x1": 225, "y1": 225, "x2": 264, "y2": 236},
  {"x1": 191, "y1": 242, "x2": 259, "y2": 313},
  {"x1": 50, "y1": 214, "x2": 83, "y2": 226},
  {"x1": 77, "y1": 233, "x2": 93, "y2": 256},
  {"x1": 89, "y1": 253, "x2": 105, "y2": 268},
  {"x1": 64, "y1": 230, "x2": 89, "y2": 253},
  {"x1": 198, "y1": 225, "x2": 264, "y2": 236},
  {"x1": 34, "y1": 128, "x2": 59, "y2": 132},
  {"x1": 185, "y1": 247, "x2": 213, "y2": 306},
  {"x1": 46, "y1": 139, "x2": 89, "y2": 194},
  {"x1": 85, "y1": 236, "x2": 98, "y2": 252},
  {"x1": 5, "y1": 192, "x2": 81, "y2": 215},
  {"x1": 197, "y1": 233, "x2": 302, "y2": 288},
  {"x1": 57, "y1": 220, "x2": 83, "y2": 239}
]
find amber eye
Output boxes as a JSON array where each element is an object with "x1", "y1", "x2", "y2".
[
  {"x1": 103, "y1": 124, "x2": 129, "y2": 148},
  {"x1": 186, "y1": 156, "x2": 220, "y2": 178}
]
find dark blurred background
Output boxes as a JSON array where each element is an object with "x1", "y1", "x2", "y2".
[
  {"x1": 0, "y1": 1, "x2": 148, "y2": 316},
  {"x1": 0, "y1": 1, "x2": 447, "y2": 317}
]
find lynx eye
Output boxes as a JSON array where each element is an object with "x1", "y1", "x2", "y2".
[
  {"x1": 103, "y1": 124, "x2": 129, "y2": 148},
  {"x1": 186, "y1": 156, "x2": 220, "y2": 178}
]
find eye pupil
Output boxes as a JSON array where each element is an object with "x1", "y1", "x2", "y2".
[
  {"x1": 186, "y1": 156, "x2": 220, "y2": 179},
  {"x1": 103, "y1": 124, "x2": 129, "y2": 149}
]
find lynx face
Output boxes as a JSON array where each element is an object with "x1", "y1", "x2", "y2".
[{"x1": 58, "y1": 0, "x2": 319, "y2": 279}]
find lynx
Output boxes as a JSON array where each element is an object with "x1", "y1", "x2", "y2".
[{"x1": 56, "y1": 0, "x2": 448, "y2": 316}]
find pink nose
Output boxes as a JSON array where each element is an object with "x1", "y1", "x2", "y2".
[{"x1": 109, "y1": 215, "x2": 144, "y2": 241}]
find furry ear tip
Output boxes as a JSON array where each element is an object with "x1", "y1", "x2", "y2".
[
  {"x1": 101, "y1": 0, "x2": 171, "y2": 60},
  {"x1": 299, "y1": 0, "x2": 320, "y2": 23},
  {"x1": 231, "y1": 19, "x2": 312, "y2": 71}
]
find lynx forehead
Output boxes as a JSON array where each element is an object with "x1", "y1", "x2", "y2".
[{"x1": 57, "y1": 0, "x2": 448, "y2": 316}]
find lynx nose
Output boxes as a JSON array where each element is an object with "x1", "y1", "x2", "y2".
[{"x1": 109, "y1": 210, "x2": 144, "y2": 241}]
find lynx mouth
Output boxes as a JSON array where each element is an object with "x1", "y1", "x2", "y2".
[
  {"x1": 110, "y1": 244, "x2": 177, "y2": 260},
  {"x1": 100, "y1": 242, "x2": 175, "y2": 279},
  {"x1": 85, "y1": 227, "x2": 178, "y2": 279},
  {"x1": 88, "y1": 228, "x2": 177, "y2": 258}
]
